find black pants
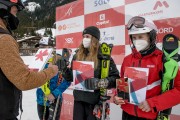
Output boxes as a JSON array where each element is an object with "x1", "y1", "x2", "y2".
[
  {"x1": 4, "y1": 118, "x2": 18, "y2": 120},
  {"x1": 122, "y1": 111, "x2": 149, "y2": 120},
  {"x1": 37, "y1": 101, "x2": 62, "y2": 120},
  {"x1": 73, "y1": 101, "x2": 96, "y2": 120}
]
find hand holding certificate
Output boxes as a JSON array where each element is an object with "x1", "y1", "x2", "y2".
[{"x1": 72, "y1": 61, "x2": 94, "y2": 92}]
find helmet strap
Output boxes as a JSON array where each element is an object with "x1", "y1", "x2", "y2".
[{"x1": 3, "y1": 17, "x2": 12, "y2": 34}]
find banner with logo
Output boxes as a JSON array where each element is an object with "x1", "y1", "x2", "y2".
[{"x1": 56, "y1": 0, "x2": 180, "y2": 119}]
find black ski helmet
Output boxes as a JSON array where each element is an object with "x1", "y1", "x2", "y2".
[
  {"x1": 0, "y1": 0, "x2": 24, "y2": 11},
  {"x1": 0, "y1": 0, "x2": 24, "y2": 30}
]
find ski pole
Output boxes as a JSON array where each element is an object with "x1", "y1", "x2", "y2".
[
  {"x1": 101, "y1": 101, "x2": 106, "y2": 120},
  {"x1": 52, "y1": 95, "x2": 60, "y2": 120}
]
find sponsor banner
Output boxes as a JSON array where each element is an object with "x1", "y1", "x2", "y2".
[
  {"x1": 100, "y1": 25, "x2": 125, "y2": 45},
  {"x1": 84, "y1": 0, "x2": 125, "y2": 14},
  {"x1": 56, "y1": 15, "x2": 84, "y2": 36},
  {"x1": 112, "y1": 55, "x2": 125, "y2": 65},
  {"x1": 156, "y1": 43, "x2": 162, "y2": 51},
  {"x1": 56, "y1": 0, "x2": 84, "y2": 21},
  {"x1": 125, "y1": 45, "x2": 132, "y2": 56},
  {"x1": 111, "y1": 45, "x2": 125, "y2": 56},
  {"x1": 125, "y1": 0, "x2": 145, "y2": 5},
  {"x1": 111, "y1": 45, "x2": 125, "y2": 65},
  {"x1": 155, "y1": 17, "x2": 180, "y2": 42},
  {"x1": 125, "y1": 25, "x2": 130, "y2": 45},
  {"x1": 85, "y1": 6, "x2": 125, "y2": 29},
  {"x1": 55, "y1": 0, "x2": 180, "y2": 119},
  {"x1": 125, "y1": 0, "x2": 180, "y2": 23},
  {"x1": 60, "y1": 93, "x2": 74, "y2": 120},
  {"x1": 56, "y1": 32, "x2": 82, "y2": 49}
]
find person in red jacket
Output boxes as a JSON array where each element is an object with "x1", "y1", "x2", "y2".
[{"x1": 113, "y1": 16, "x2": 180, "y2": 120}]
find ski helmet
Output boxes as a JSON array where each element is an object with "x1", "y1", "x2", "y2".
[
  {"x1": 127, "y1": 16, "x2": 158, "y2": 44},
  {"x1": 0, "y1": 0, "x2": 24, "y2": 30},
  {"x1": 0, "y1": 0, "x2": 24, "y2": 11}
]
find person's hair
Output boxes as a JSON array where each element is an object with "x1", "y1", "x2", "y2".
[{"x1": 76, "y1": 36, "x2": 99, "y2": 69}]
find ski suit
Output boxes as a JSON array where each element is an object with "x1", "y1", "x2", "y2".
[
  {"x1": 73, "y1": 51, "x2": 120, "y2": 120},
  {"x1": 36, "y1": 62, "x2": 71, "y2": 120},
  {"x1": 120, "y1": 47, "x2": 180, "y2": 120}
]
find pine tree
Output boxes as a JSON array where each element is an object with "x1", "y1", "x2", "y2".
[{"x1": 15, "y1": 0, "x2": 76, "y2": 38}]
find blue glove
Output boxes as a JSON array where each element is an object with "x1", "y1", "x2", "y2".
[{"x1": 84, "y1": 78, "x2": 109, "y2": 90}]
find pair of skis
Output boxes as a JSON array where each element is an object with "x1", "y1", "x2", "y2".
[
  {"x1": 157, "y1": 34, "x2": 180, "y2": 120},
  {"x1": 97, "y1": 43, "x2": 113, "y2": 120}
]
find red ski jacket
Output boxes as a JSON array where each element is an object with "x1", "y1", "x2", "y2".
[{"x1": 120, "y1": 48, "x2": 180, "y2": 119}]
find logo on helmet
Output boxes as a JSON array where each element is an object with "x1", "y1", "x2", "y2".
[
  {"x1": 166, "y1": 37, "x2": 174, "y2": 42},
  {"x1": 10, "y1": 0, "x2": 18, "y2": 3}
]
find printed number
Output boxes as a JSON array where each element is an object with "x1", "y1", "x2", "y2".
[{"x1": 94, "y1": 0, "x2": 110, "y2": 7}]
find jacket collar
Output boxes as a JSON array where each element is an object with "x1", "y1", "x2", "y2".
[{"x1": 132, "y1": 45, "x2": 162, "y2": 59}]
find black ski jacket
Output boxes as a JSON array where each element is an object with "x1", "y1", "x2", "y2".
[
  {"x1": 73, "y1": 50, "x2": 120, "y2": 104},
  {"x1": 0, "y1": 69, "x2": 22, "y2": 119},
  {"x1": 0, "y1": 23, "x2": 22, "y2": 119}
]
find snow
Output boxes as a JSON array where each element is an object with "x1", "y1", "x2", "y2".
[
  {"x1": 35, "y1": 28, "x2": 56, "y2": 38},
  {"x1": 25, "y1": 2, "x2": 40, "y2": 12},
  {"x1": 18, "y1": 89, "x2": 39, "y2": 120}
]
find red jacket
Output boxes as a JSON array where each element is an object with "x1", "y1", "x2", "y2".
[{"x1": 120, "y1": 48, "x2": 180, "y2": 119}]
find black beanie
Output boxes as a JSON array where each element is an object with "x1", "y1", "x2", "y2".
[{"x1": 83, "y1": 26, "x2": 100, "y2": 40}]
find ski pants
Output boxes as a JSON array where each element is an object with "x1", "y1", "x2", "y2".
[
  {"x1": 122, "y1": 111, "x2": 151, "y2": 120},
  {"x1": 4, "y1": 118, "x2": 18, "y2": 120},
  {"x1": 37, "y1": 100, "x2": 62, "y2": 120},
  {"x1": 73, "y1": 101, "x2": 96, "y2": 120}
]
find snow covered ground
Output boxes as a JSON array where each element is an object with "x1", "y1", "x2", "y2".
[{"x1": 17, "y1": 89, "x2": 39, "y2": 120}]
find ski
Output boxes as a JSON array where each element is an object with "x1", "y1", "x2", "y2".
[
  {"x1": 48, "y1": 48, "x2": 71, "y2": 120},
  {"x1": 100, "y1": 42, "x2": 113, "y2": 120},
  {"x1": 157, "y1": 34, "x2": 180, "y2": 120}
]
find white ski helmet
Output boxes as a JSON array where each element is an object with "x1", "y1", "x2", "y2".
[
  {"x1": 127, "y1": 16, "x2": 158, "y2": 35},
  {"x1": 35, "y1": 37, "x2": 53, "y2": 47}
]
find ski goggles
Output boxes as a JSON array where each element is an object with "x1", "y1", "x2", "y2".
[{"x1": 127, "y1": 16, "x2": 145, "y2": 30}]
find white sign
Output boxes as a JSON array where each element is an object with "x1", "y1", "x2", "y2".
[{"x1": 28, "y1": 48, "x2": 53, "y2": 71}]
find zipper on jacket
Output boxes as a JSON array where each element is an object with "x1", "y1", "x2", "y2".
[
  {"x1": 138, "y1": 58, "x2": 142, "y2": 67},
  {"x1": 134, "y1": 58, "x2": 142, "y2": 117}
]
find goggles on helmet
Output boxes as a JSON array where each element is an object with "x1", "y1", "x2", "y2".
[{"x1": 127, "y1": 16, "x2": 145, "y2": 30}]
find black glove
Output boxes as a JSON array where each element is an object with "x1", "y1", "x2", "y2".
[
  {"x1": 84, "y1": 78, "x2": 109, "y2": 90},
  {"x1": 56, "y1": 58, "x2": 69, "y2": 72},
  {"x1": 62, "y1": 68, "x2": 73, "y2": 82}
]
